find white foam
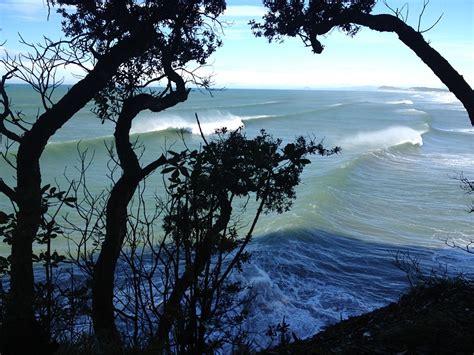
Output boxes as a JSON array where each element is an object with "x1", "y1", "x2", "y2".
[
  {"x1": 386, "y1": 100, "x2": 414, "y2": 105},
  {"x1": 440, "y1": 127, "x2": 474, "y2": 134},
  {"x1": 131, "y1": 111, "x2": 246, "y2": 135},
  {"x1": 242, "y1": 114, "x2": 274, "y2": 121},
  {"x1": 426, "y1": 91, "x2": 460, "y2": 105},
  {"x1": 342, "y1": 126, "x2": 425, "y2": 149}
]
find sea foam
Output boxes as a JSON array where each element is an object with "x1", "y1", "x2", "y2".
[
  {"x1": 131, "y1": 111, "x2": 271, "y2": 135},
  {"x1": 341, "y1": 126, "x2": 425, "y2": 149},
  {"x1": 386, "y1": 100, "x2": 414, "y2": 105}
]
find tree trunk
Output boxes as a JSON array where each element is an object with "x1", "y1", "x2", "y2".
[
  {"x1": 2, "y1": 153, "x2": 41, "y2": 354},
  {"x1": 2, "y1": 32, "x2": 153, "y2": 354},
  {"x1": 92, "y1": 176, "x2": 139, "y2": 351},
  {"x1": 90, "y1": 83, "x2": 188, "y2": 350}
]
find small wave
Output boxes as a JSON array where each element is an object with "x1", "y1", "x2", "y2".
[
  {"x1": 427, "y1": 153, "x2": 474, "y2": 168},
  {"x1": 341, "y1": 126, "x2": 425, "y2": 149},
  {"x1": 386, "y1": 100, "x2": 414, "y2": 105},
  {"x1": 436, "y1": 127, "x2": 474, "y2": 135},
  {"x1": 182, "y1": 100, "x2": 282, "y2": 111},
  {"x1": 47, "y1": 135, "x2": 113, "y2": 147},
  {"x1": 396, "y1": 108, "x2": 428, "y2": 115},
  {"x1": 452, "y1": 128, "x2": 474, "y2": 134},
  {"x1": 242, "y1": 114, "x2": 275, "y2": 121}
]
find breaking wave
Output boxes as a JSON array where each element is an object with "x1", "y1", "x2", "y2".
[
  {"x1": 131, "y1": 111, "x2": 273, "y2": 135},
  {"x1": 340, "y1": 126, "x2": 426, "y2": 150},
  {"x1": 386, "y1": 100, "x2": 414, "y2": 105}
]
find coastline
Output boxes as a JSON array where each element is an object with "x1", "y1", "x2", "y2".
[{"x1": 263, "y1": 277, "x2": 474, "y2": 354}]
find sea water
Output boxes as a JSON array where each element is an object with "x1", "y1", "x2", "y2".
[{"x1": 1, "y1": 86, "x2": 473, "y2": 341}]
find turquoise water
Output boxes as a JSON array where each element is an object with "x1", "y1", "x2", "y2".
[{"x1": 1, "y1": 85, "x2": 473, "y2": 339}]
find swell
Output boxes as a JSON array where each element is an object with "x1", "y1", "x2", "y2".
[
  {"x1": 431, "y1": 126, "x2": 474, "y2": 136},
  {"x1": 303, "y1": 126, "x2": 428, "y2": 213},
  {"x1": 40, "y1": 101, "x2": 385, "y2": 152},
  {"x1": 171, "y1": 100, "x2": 284, "y2": 112}
]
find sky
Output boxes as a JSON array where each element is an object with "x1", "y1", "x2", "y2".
[{"x1": 0, "y1": 0, "x2": 473, "y2": 89}]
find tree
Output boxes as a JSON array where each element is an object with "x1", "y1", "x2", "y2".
[
  {"x1": 251, "y1": 0, "x2": 474, "y2": 125},
  {"x1": 60, "y1": 126, "x2": 338, "y2": 352},
  {"x1": 151, "y1": 127, "x2": 338, "y2": 352},
  {"x1": 91, "y1": 65, "x2": 190, "y2": 350},
  {"x1": 0, "y1": 1, "x2": 226, "y2": 353}
]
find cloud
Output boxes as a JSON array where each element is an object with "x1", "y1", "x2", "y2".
[
  {"x1": 223, "y1": 5, "x2": 266, "y2": 18},
  {"x1": 203, "y1": 56, "x2": 453, "y2": 89},
  {"x1": 0, "y1": 0, "x2": 48, "y2": 21}
]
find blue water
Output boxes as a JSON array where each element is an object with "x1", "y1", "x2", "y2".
[{"x1": 1, "y1": 86, "x2": 473, "y2": 342}]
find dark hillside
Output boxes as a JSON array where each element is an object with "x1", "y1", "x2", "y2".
[{"x1": 264, "y1": 278, "x2": 474, "y2": 354}]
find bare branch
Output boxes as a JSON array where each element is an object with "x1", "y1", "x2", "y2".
[
  {"x1": 195, "y1": 113, "x2": 210, "y2": 147},
  {"x1": 383, "y1": 1, "x2": 409, "y2": 22},
  {"x1": 420, "y1": 13, "x2": 444, "y2": 34}
]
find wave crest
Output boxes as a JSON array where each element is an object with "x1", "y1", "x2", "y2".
[
  {"x1": 131, "y1": 111, "x2": 272, "y2": 135},
  {"x1": 341, "y1": 126, "x2": 425, "y2": 149},
  {"x1": 386, "y1": 100, "x2": 414, "y2": 105}
]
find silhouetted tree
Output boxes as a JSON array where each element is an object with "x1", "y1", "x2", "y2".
[
  {"x1": 91, "y1": 65, "x2": 190, "y2": 351},
  {"x1": 56, "y1": 126, "x2": 338, "y2": 353},
  {"x1": 0, "y1": 1, "x2": 225, "y2": 353},
  {"x1": 251, "y1": 0, "x2": 474, "y2": 125},
  {"x1": 151, "y1": 127, "x2": 339, "y2": 352}
]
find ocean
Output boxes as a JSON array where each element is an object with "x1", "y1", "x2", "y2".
[{"x1": 1, "y1": 85, "x2": 473, "y2": 342}]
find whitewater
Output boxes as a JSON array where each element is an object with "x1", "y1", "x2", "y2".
[{"x1": 1, "y1": 86, "x2": 473, "y2": 343}]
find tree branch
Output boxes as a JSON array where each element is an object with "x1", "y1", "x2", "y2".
[
  {"x1": 303, "y1": 9, "x2": 474, "y2": 125},
  {"x1": 343, "y1": 12, "x2": 474, "y2": 125},
  {"x1": 0, "y1": 69, "x2": 22, "y2": 142},
  {"x1": 0, "y1": 178, "x2": 16, "y2": 202}
]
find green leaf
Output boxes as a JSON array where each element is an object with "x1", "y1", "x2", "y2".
[
  {"x1": 179, "y1": 167, "x2": 189, "y2": 178},
  {"x1": 161, "y1": 167, "x2": 175, "y2": 174}
]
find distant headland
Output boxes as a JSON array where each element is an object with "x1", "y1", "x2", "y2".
[{"x1": 379, "y1": 86, "x2": 448, "y2": 92}]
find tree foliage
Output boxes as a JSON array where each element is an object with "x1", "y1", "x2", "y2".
[
  {"x1": 251, "y1": 0, "x2": 375, "y2": 53},
  {"x1": 151, "y1": 128, "x2": 338, "y2": 352}
]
